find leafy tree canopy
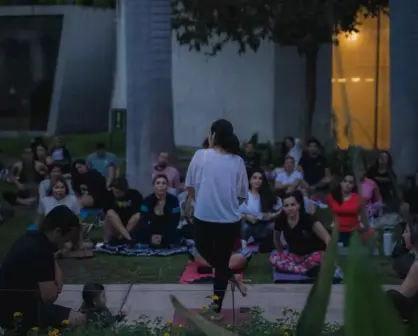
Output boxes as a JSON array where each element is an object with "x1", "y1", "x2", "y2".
[{"x1": 172, "y1": 0, "x2": 389, "y2": 55}]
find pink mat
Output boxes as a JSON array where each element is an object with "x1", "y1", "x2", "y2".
[
  {"x1": 179, "y1": 262, "x2": 243, "y2": 284},
  {"x1": 173, "y1": 308, "x2": 248, "y2": 326}
]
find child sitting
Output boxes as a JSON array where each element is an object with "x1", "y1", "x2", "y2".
[{"x1": 80, "y1": 283, "x2": 126, "y2": 327}]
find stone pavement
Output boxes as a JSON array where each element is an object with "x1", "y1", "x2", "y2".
[{"x1": 55, "y1": 284, "x2": 399, "y2": 324}]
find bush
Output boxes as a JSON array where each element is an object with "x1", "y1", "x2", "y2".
[{"x1": 13, "y1": 308, "x2": 343, "y2": 336}]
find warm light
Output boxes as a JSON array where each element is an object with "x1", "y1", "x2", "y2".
[
  {"x1": 364, "y1": 78, "x2": 374, "y2": 83},
  {"x1": 351, "y1": 77, "x2": 361, "y2": 83},
  {"x1": 347, "y1": 32, "x2": 358, "y2": 41},
  {"x1": 337, "y1": 78, "x2": 347, "y2": 83},
  {"x1": 331, "y1": 78, "x2": 336, "y2": 83}
]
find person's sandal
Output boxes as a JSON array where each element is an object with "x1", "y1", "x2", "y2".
[{"x1": 230, "y1": 275, "x2": 247, "y2": 297}]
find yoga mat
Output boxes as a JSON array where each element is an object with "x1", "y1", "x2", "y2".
[
  {"x1": 247, "y1": 244, "x2": 259, "y2": 253},
  {"x1": 95, "y1": 242, "x2": 191, "y2": 257},
  {"x1": 27, "y1": 224, "x2": 37, "y2": 231},
  {"x1": 80, "y1": 208, "x2": 102, "y2": 221},
  {"x1": 273, "y1": 267, "x2": 344, "y2": 284},
  {"x1": 173, "y1": 308, "x2": 249, "y2": 326},
  {"x1": 179, "y1": 262, "x2": 244, "y2": 284}
]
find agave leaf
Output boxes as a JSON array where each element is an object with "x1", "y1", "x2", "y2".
[
  {"x1": 170, "y1": 295, "x2": 237, "y2": 336},
  {"x1": 295, "y1": 223, "x2": 339, "y2": 336},
  {"x1": 344, "y1": 233, "x2": 406, "y2": 336}
]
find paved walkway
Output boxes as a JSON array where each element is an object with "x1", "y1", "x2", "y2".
[{"x1": 55, "y1": 284, "x2": 399, "y2": 324}]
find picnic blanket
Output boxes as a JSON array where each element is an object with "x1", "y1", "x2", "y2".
[
  {"x1": 94, "y1": 241, "x2": 192, "y2": 257},
  {"x1": 273, "y1": 266, "x2": 344, "y2": 284},
  {"x1": 179, "y1": 261, "x2": 244, "y2": 284}
]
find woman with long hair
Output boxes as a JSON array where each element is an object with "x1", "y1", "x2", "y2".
[
  {"x1": 270, "y1": 190, "x2": 330, "y2": 276},
  {"x1": 240, "y1": 168, "x2": 281, "y2": 243},
  {"x1": 185, "y1": 119, "x2": 248, "y2": 320},
  {"x1": 328, "y1": 172, "x2": 374, "y2": 246}
]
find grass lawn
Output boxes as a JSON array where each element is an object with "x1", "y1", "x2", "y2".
[{"x1": 0, "y1": 133, "x2": 402, "y2": 284}]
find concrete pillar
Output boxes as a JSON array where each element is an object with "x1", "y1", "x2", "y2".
[{"x1": 390, "y1": 0, "x2": 418, "y2": 180}]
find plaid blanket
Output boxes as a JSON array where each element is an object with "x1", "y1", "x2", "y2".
[{"x1": 94, "y1": 241, "x2": 193, "y2": 256}]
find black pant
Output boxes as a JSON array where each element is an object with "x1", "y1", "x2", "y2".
[{"x1": 194, "y1": 217, "x2": 241, "y2": 313}]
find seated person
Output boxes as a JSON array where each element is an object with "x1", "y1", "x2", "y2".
[
  {"x1": 298, "y1": 138, "x2": 331, "y2": 195},
  {"x1": 0, "y1": 206, "x2": 86, "y2": 332},
  {"x1": 48, "y1": 137, "x2": 72, "y2": 175},
  {"x1": 80, "y1": 283, "x2": 125, "y2": 327},
  {"x1": 152, "y1": 152, "x2": 181, "y2": 195},
  {"x1": 2, "y1": 147, "x2": 46, "y2": 206},
  {"x1": 241, "y1": 142, "x2": 261, "y2": 175},
  {"x1": 138, "y1": 174, "x2": 181, "y2": 247},
  {"x1": 367, "y1": 150, "x2": 397, "y2": 206},
  {"x1": 328, "y1": 173, "x2": 374, "y2": 247},
  {"x1": 275, "y1": 155, "x2": 303, "y2": 195},
  {"x1": 387, "y1": 221, "x2": 418, "y2": 323},
  {"x1": 270, "y1": 191, "x2": 330, "y2": 275},
  {"x1": 104, "y1": 177, "x2": 142, "y2": 244},
  {"x1": 72, "y1": 159, "x2": 109, "y2": 209},
  {"x1": 360, "y1": 166, "x2": 383, "y2": 218},
  {"x1": 39, "y1": 163, "x2": 75, "y2": 199},
  {"x1": 392, "y1": 222, "x2": 417, "y2": 279},
  {"x1": 240, "y1": 168, "x2": 281, "y2": 243},
  {"x1": 282, "y1": 136, "x2": 302, "y2": 165},
  {"x1": 87, "y1": 142, "x2": 120, "y2": 189},
  {"x1": 34, "y1": 143, "x2": 50, "y2": 178}
]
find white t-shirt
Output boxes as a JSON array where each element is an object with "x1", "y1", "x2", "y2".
[
  {"x1": 275, "y1": 170, "x2": 303, "y2": 185},
  {"x1": 287, "y1": 138, "x2": 302, "y2": 164},
  {"x1": 239, "y1": 192, "x2": 282, "y2": 219},
  {"x1": 38, "y1": 195, "x2": 80, "y2": 216},
  {"x1": 185, "y1": 149, "x2": 248, "y2": 223}
]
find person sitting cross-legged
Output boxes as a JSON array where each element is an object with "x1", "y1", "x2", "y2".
[
  {"x1": 137, "y1": 174, "x2": 181, "y2": 247},
  {"x1": 275, "y1": 155, "x2": 303, "y2": 195},
  {"x1": 152, "y1": 151, "x2": 181, "y2": 196},
  {"x1": 39, "y1": 163, "x2": 75, "y2": 199},
  {"x1": 104, "y1": 177, "x2": 143, "y2": 244},
  {"x1": 72, "y1": 159, "x2": 109, "y2": 209},
  {"x1": 270, "y1": 191, "x2": 330, "y2": 276}
]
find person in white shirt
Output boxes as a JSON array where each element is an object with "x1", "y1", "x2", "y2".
[
  {"x1": 282, "y1": 136, "x2": 302, "y2": 165},
  {"x1": 240, "y1": 168, "x2": 281, "y2": 243},
  {"x1": 275, "y1": 156, "x2": 303, "y2": 194},
  {"x1": 185, "y1": 119, "x2": 248, "y2": 320}
]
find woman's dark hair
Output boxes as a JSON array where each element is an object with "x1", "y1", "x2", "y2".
[
  {"x1": 39, "y1": 205, "x2": 79, "y2": 234},
  {"x1": 277, "y1": 190, "x2": 307, "y2": 225},
  {"x1": 375, "y1": 150, "x2": 393, "y2": 170},
  {"x1": 249, "y1": 168, "x2": 275, "y2": 212},
  {"x1": 202, "y1": 138, "x2": 209, "y2": 149},
  {"x1": 49, "y1": 163, "x2": 63, "y2": 174},
  {"x1": 330, "y1": 172, "x2": 357, "y2": 204},
  {"x1": 153, "y1": 174, "x2": 168, "y2": 185},
  {"x1": 72, "y1": 159, "x2": 87, "y2": 176},
  {"x1": 281, "y1": 136, "x2": 295, "y2": 159},
  {"x1": 82, "y1": 283, "x2": 105, "y2": 308},
  {"x1": 210, "y1": 119, "x2": 240, "y2": 155},
  {"x1": 48, "y1": 175, "x2": 70, "y2": 197},
  {"x1": 34, "y1": 143, "x2": 48, "y2": 160}
]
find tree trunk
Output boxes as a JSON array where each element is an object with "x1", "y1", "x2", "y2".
[
  {"x1": 302, "y1": 46, "x2": 319, "y2": 143},
  {"x1": 124, "y1": 0, "x2": 175, "y2": 194}
]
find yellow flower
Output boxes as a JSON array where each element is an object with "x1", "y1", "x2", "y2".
[
  {"x1": 165, "y1": 320, "x2": 172, "y2": 325},
  {"x1": 61, "y1": 319, "x2": 70, "y2": 326},
  {"x1": 284, "y1": 332, "x2": 289, "y2": 336},
  {"x1": 31, "y1": 327, "x2": 40, "y2": 332},
  {"x1": 163, "y1": 333, "x2": 169, "y2": 336},
  {"x1": 211, "y1": 295, "x2": 219, "y2": 301},
  {"x1": 201, "y1": 304, "x2": 208, "y2": 311},
  {"x1": 48, "y1": 328, "x2": 60, "y2": 336},
  {"x1": 13, "y1": 312, "x2": 22, "y2": 318},
  {"x1": 178, "y1": 324, "x2": 183, "y2": 328}
]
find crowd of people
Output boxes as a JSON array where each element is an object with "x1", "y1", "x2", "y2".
[{"x1": 0, "y1": 121, "x2": 418, "y2": 329}]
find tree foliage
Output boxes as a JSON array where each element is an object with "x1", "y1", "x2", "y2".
[{"x1": 172, "y1": 0, "x2": 388, "y2": 55}]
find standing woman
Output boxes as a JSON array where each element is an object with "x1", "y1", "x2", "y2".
[{"x1": 185, "y1": 119, "x2": 249, "y2": 320}]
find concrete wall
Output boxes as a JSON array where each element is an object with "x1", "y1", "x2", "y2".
[
  {"x1": 0, "y1": 5, "x2": 116, "y2": 136},
  {"x1": 390, "y1": 0, "x2": 418, "y2": 179}
]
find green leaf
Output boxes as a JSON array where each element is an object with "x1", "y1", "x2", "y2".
[
  {"x1": 344, "y1": 233, "x2": 406, "y2": 336},
  {"x1": 295, "y1": 223, "x2": 339, "y2": 336},
  {"x1": 169, "y1": 295, "x2": 238, "y2": 336}
]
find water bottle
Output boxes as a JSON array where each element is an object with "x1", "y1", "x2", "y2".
[{"x1": 383, "y1": 230, "x2": 393, "y2": 256}]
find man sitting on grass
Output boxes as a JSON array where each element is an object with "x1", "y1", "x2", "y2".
[
  {"x1": 0, "y1": 206, "x2": 86, "y2": 332},
  {"x1": 104, "y1": 177, "x2": 142, "y2": 244}
]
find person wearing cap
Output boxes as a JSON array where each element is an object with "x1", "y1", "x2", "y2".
[
  {"x1": 104, "y1": 177, "x2": 143, "y2": 243},
  {"x1": 0, "y1": 206, "x2": 87, "y2": 332}
]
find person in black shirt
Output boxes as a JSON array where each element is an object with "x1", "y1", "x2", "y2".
[
  {"x1": 242, "y1": 142, "x2": 261, "y2": 174},
  {"x1": 299, "y1": 138, "x2": 331, "y2": 193},
  {"x1": 0, "y1": 206, "x2": 86, "y2": 332},
  {"x1": 104, "y1": 177, "x2": 142, "y2": 243},
  {"x1": 72, "y1": 159, "x2": 109, "y2": 208},
  {"x1": 138, "y1": 174, "x2": 181, "y2": 247},
  {"x1": 367, "y1": 150, "x2": 397, "y2": 205},
  {"x1": 270, "y1": 190, "x2": 330, "y2": 276}
]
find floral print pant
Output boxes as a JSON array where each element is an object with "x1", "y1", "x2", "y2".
[{"x1": 270, "y1": 250, "x2": 324, "y2": 275}]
